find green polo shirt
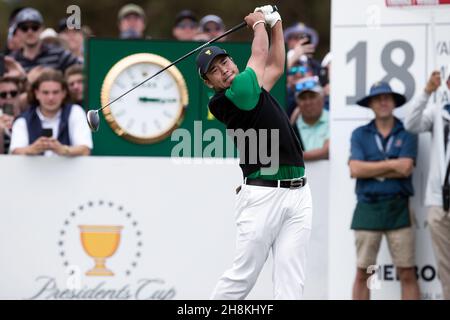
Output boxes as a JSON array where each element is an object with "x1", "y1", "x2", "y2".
[{"x1": 296, "y1": 110, "x2": 329, "y2": 151}]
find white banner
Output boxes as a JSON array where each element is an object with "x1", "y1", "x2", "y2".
[
  {"x1": 330, "y1": 0, "x2": 450, "y2": 299},
  {"x1": 0, "y1": 156, "x2": 328, "y2": 300}
]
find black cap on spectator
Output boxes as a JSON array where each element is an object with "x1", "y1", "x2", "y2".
[
  {"x1": 58, "y1": 18, "x2": 68, "y2": 32},
  {"x1": 175, "y1": 10, "x2": 198, "y2": 25}
]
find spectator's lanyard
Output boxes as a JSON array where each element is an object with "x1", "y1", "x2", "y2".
[{"x1": 375, "y1": 134, "x2": 394, "y2": 160}]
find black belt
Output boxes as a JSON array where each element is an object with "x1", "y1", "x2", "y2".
[{"x1": 244, "y1": 177, "x2": 307, "y2": 189}]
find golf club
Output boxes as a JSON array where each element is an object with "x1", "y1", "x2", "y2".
[{"x1": 86, "y1": 5, "x2": 278, "y2": 132}]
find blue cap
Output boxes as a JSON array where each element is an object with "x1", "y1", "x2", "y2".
[
  {"x1": 356, "y1": 81, "x2": 406, "y2": 108},
  {"x1": 295, "y1": 76, "x2": 323, "y2": 98}
]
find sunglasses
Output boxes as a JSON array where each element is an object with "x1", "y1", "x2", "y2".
[
  {"x1": 177, "y1": 21, "x2": 198, "y2": 29},
  {"x1": 288, "y1": 66, "x2": 309, "y2": 76},
  {"x1": 204, "y1": 26, "x2": 222, "y2": 32},
  {"x1": 295, "y1": 79, "x2": 318, "y2": 92},
  {"x1": 0, "y1": 90, "x2": 19, "y2": 99},
  {"x1": 18, "y1": 24, "x2": 40, "y2": 32}
]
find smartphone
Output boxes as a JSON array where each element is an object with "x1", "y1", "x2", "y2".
[
  {"x1": 0, "y1": 52, "x2": 5, "y2": 77},
  {"x1": 319, "y1": 66, "x2": 329, "y2": 87},
  {"x1": 300, "y1": 34, "x2": 312, "y2": 45},
  {"x1": 41, "y1": 128, "x2": 53, "y2": 138}
]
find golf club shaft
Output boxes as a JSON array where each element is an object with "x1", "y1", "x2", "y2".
[{"x1": 97, "y1": 5, "x2": 278, "y2": 112}]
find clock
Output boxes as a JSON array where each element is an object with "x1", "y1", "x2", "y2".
[{"x1": 100, "y1": 53, "x2": 188, "y2": 144}]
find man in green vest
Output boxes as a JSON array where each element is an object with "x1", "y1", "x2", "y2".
[{"x1": 349, "y1": 81, "x2": 420, "y2": 300}]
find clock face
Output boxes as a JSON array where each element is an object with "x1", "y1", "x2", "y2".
[{"x1": 101, "y1": 53, "x2": 188, "y2": 144}]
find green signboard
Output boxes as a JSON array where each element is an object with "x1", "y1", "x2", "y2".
[{"x1": 86, "y1": 38, "x2": 286, "y2": 157}]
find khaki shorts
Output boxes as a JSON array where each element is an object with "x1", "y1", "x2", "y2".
[{"x1": 355, "y1": 221, "x2": 416, "y2": 269}]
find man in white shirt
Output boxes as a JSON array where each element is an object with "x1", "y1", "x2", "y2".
[
  {"x1": 10, "y1": 69, "x2": 92, "y2": 156},
  {"x1": 404, "y1": 70, "x2": 450, "y2": 300}
]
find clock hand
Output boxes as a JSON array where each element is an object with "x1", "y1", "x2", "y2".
[{"x1": 138, "y1": 97, "x2": 177, "y2": 103}]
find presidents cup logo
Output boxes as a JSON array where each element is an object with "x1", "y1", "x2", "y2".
[
  {"x1": 28, "y1": 200, "x2": 176, "y2": 300},
  {"x1": 58, "y1": 200, "x2": 142, "y2": 277}
]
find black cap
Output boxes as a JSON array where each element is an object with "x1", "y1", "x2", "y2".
[
  {"x1": 175, "y1": 10, "x2": 197, "y2": 25},
  {"x1": 57, "y1": 18, "x2": 68, "y2": 32},
  {"x1": 196, "y1": 46, "x2": 229, "y2": 79}
]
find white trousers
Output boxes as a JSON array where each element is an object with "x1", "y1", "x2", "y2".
[{"x1": 211, "y1": 182, "x2": 313, "y2": 300}]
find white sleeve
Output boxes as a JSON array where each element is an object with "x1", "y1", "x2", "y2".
[
  {"x1": 403, "y1": 91, "x2": 435, "y2": 133},
  {"x1": 68, "y1": 105, "x2": 93, "y2": 149},
  {"x1": 9, "y1": 118, "x2": 29, "y2": 154}
]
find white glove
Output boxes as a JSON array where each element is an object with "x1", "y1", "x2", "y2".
[{"x1": 254, "y1": 5, "x2": 281, "y2": 28}]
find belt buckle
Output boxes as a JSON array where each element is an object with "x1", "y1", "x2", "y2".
[{"x1": 289, "y1": 178, "x2": 303, "y2": 189}]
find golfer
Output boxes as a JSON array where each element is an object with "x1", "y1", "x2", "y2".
[{"x1": 196, "y1": 6, "x2": 313, "y2": 300}]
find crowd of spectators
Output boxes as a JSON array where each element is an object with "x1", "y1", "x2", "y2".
[{"x1": 1, "y1": 3, "x2": 331, "y2": 159}]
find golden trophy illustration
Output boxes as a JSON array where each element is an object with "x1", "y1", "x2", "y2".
[{"x1": 79, "y1": 225, "x2": 123, "y2": 276}]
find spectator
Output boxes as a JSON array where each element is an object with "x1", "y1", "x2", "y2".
[
  {"x1": 57, "y1": 18, "x2": 85, "y2": 61},
  {"x1": 290, "y1": 77, "x2": 329, "y2": 161},
  {"x1": 286, "y1": 60, "x2": 315, "y2": 117},
  {"x1": 9, "y1": 69, "x2": 92, "y2": 156},
  {"x1": 198, "y1": 15, "x2": 226, "y2": 41},
  {"x1": 118, "y1": 3, "x2": 147, "y2": 39},
  {"x1": 2, "y1": 55, "x2": 27, "y2": 81},
  {"x1": 0, "y1": 77, "x2": 22, "y2": 154},
  {"x1": 173, "y1": 10, "x2": 199, "y2": 41},
  {"x1": 2, "y1": 56, "x2": 28, "y2": 113},
  {"x1": 349, "y1": 81, "x2": 420, "y2": 300},
  {"x1": 64, "y1": 64, "x2": 84, "y2": 106},
  {"x1": 8, "y1": 8, "x2": 81, "y2": 73},
  {"x1": 39, "y1": 28, "x2": 61, "y2": 47},
  {"x1": 4, "y1": 8, "x2": 25, "y2": 55},
  {"x1": 284, "y1": 23, "x2": 321, "y2": 74},
  {"x1": 404, "y1": 70, "x2": 450, "y2": 300}
]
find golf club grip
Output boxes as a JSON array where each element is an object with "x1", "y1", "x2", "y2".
[{"x1": 207, "y1": 5, "x2": 279, "y2": 44}]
